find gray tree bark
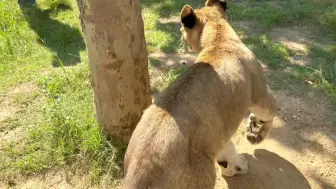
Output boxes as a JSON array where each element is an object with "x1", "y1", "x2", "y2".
[{"x1": 76, "y1": 0, "x2": 151, "y2": 143}]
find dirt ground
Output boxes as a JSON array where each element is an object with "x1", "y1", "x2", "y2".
[
  {"x1": 1, "y1": 27, "x2": 335, "y2": 189},
  {"x1": 215, "y1": 88, "x2": 336, "y2": 189}
]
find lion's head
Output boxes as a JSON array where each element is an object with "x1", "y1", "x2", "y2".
[{"x1": 180, "y1": 0, "x2": 228, "y2": 52}]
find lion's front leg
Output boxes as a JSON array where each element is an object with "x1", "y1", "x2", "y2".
[
  {"x1": 217, "y1": 140, "x2": 248, "y2": 177},
  {"x1": 246, "y1": 113, "x2": 273, "y2": 144},
  {"x1": 247, "y1": 85, "x2": 276, "y2": 144}
]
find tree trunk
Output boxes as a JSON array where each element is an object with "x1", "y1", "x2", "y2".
[{"x1": 76, "y1": 0, "x2": 151, "y2": 143}]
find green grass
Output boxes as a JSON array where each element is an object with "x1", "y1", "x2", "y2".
[
  {"x1": 229, "y1": 0, "x2": 336, "y2": 35},
  {"x1": 243, "y1": 34, "x2": 294, "y2": 69},
  {"x1": 0, "y1": 0, "x2": 123, "y2": 184},
  {"x1": 0, "y1": 0, "x2": 335, "y2": 186},
  {"x1": 1, "y1": 60, "x2": 125, "y2": 183}
]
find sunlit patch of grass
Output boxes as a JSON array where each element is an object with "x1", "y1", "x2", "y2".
[
  {"x1": 0, "y1": 0, "x2": 123, "y2": 184},
  {"x1": 306, "y1": 44, "x2": 336, "y2": 97},
  {"x1": 242, "y1": 34, "x2": 293, "y2": 69},
  {"x1": 1, "y1": 63, "x2": 125, "y2": 183},
  {"x1": 228, "y1": 0, "x2": 336, "y2": 35}
]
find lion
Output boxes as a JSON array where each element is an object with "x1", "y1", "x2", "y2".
[{"x1": 122, "y1": 0, "x2": 277, "y2": 188}]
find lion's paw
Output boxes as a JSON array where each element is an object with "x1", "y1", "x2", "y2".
[
  {"x1": 219, "y1": 154, "x2": 248, "y2": 177},
  {"x1": 246, "y1": 113, "x2": 269, "y2": 144}
]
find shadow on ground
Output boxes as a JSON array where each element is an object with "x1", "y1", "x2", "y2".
[
  {"x1": 18, "y1": 3, "x2": 85, "y2": 67},
  {"x1": 224, "y1": 149, "x2": 311, "y2": 189}
]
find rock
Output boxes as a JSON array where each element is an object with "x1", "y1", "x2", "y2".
[
  {"x1": 180, "y1": 60, "x2": 187, "y2": 65},
  {"x1": 292, "y1": 115, "x2": 299, "y2": 120}
]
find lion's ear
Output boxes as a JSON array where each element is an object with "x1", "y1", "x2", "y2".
[
  {"x1": 205, "y1": 0, "x2": 227, "y2": 11},
  {"x1": 180, "y1": 5, "x2": 197, "y2": 29}
]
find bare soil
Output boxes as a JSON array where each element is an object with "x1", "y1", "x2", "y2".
[{"x1": 215, "y1": 87, "x2": 336, "y2": 189}]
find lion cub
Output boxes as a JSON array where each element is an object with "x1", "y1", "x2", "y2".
[{"x1": 123, "y1": 0, "x2": 277, "y2": 188}]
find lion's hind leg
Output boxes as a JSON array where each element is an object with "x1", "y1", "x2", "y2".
[{"x1": 217, "y1": 140, "x2": 248, "y2": 177}]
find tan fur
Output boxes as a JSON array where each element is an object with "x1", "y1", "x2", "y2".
[{"x1": 123, "y1": 1, "x2": 277, "y2": 188}]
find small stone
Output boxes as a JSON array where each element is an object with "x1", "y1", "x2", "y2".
[
  {"x1": 180, "y1": 60, "x2": 187, "y2": 65},
  {"x1": 292, "y1": 115, "x2": 299, "y2": 120},
  {"x1": 305, "y1": 80, "x2": 314, "y2": 85}
]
